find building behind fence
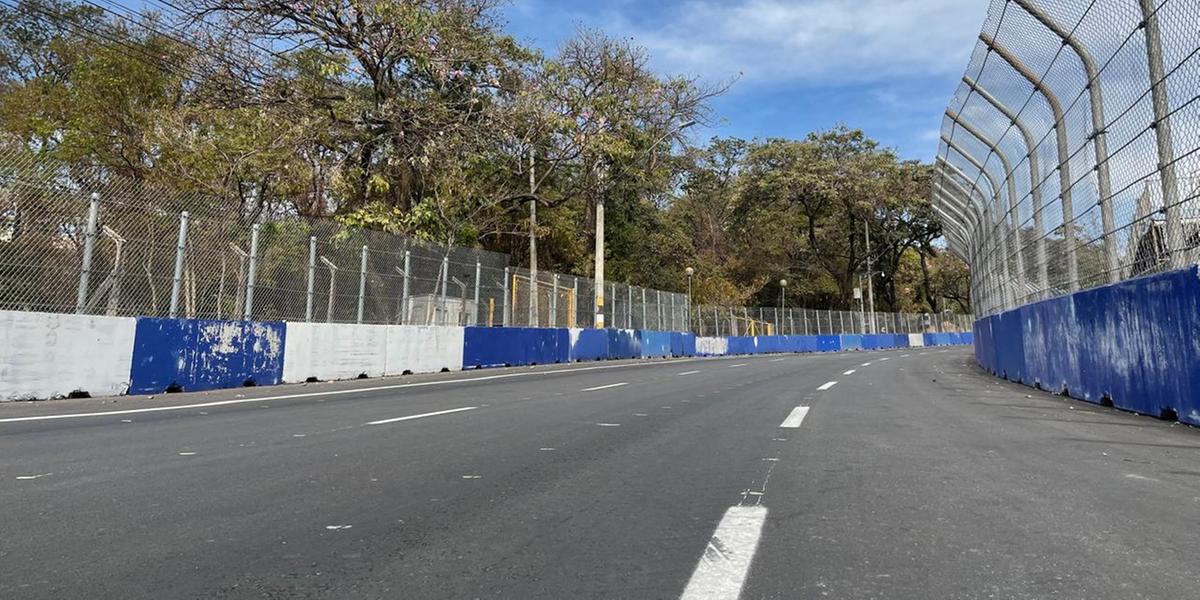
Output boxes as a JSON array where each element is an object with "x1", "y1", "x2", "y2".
[
  {"x1": 0, "y1": 149, "x2": 970, "y2": 335},
  {"x1": 935, "y1": 0, "x2": 1200, "y2": 318}
]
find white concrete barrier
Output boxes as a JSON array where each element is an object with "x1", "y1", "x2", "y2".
[
  {"x1": 696, "y1": 336, "x2": 729, "y2": 356},
  {"x1": 908, "y1": 333, "x2": 925, "y2": 348},
  {"x1": 384, "y1": 325, "x2": 464, "y2": 374},
  {"x1": 282, "y1": 322, "x2": 388, "y2": 382},
  {"x1": 0, "y1": 310, "x2": 135, "y2": 400}
]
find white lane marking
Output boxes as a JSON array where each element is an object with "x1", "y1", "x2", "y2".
[
  {"x1": 769, "y1": 358, "x2": 785, "y2": 362},
  {"x1": 728, "y1": 364, "x2": 747, "y2": 368},
  {"x1": 634, "y1": 413, "x2": 649, "y2": 417},
  {"x1": 779, "y1": 407, "x2": 810, "y2": 428},
  {"x1": 817, "y1": 381, "x2": 838, "y2": 391},
  {"x1": 879, "y1": 357, "x2": 890, "y2": 361},
  {"x1": 325, "y1": 525, "x2": 353, "y2": 530},
  {"x1": 861, "y1": 362, "x2": 872, "y2": 366},
  {"x1": 539, "y1": 447, "x2": 556, "y2": 451},
  {"x1": 178, "y1": 452, "x2": 197, "y2": 456},
  {"x1": 461, "y1": 475, "x2": 482, "y2": 479},
  {"x1": 919, "y1": 352, "x2": 928, "y2": 355},
  {"x1": 581, "y1": 382, "x2": 628, "y2": 392},
  {"x1": 680, "y1": 505, "x2": 768, "y2": 600},
  {"x1": 366, "y1": 406, "x2": 478, "y2": 426},
  {"x1": 901, "y1": 354, "x2": 910, "y2": 357},
  {"x1": 842, "y1": 369, "x2": 856, "y2": 375},
  {"x1": 1124, "y1": 473, "x2": 1159, "y2": 482},
  {"x1": 678, "y1": 370, "x2": 701, "y2": 376},
  {"x1": 596, "y1": 423, "x2": 621, "y2": 427},
  {"x1": 15, "y1": 473, "x2": 52, "y2": 480},
  {"x1": 0, "y1": 360, "x2": 734, "y2": 424}
]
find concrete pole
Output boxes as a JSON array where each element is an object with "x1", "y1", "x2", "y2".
[
  {"x1": 593, "y1": 196, "x2": 606, "y2": 329},
  {"x1": 357, "y1": 245, "x2": 368, "y2": 324},
  {"x1": 75, "y1": 192, "x2": 100, "y2": 314},
  {"x1": 474, "y1": 261, "x2": 482, "y2": 326},
  {"x1": 305, "y1": 236, "x2": 316, "y2": 322},
  {"x1": 502, "y1": 267, "x2": 511, "y2": 327},
  {"x1": 401, "y1": 251, "x2": 411, "y2": 324},
  {"x1": 243, "y1": 224, "x2": 260, "y2": 320},
  {"x1": 550, "y1": 273, "x2": 559, "y2": 327},
  {"x1": 864, "y1": 221, "x2": 876, "y2": 334},
  {"x1": 439, "y1": 256, "x2": 449, "y2": 326},
  {"x1": 169, "y1": 211, "x2": 189, "y2": 318}
]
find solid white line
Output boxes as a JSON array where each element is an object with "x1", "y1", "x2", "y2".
[
  {"x1": 678, "y1": 370, "x2": 701, "y2": 376},
  {"x1": 680, "y1": 505, "x2": 768, "y2": 600},
  {"x1": 366, "y1": 406, "x2": 478, "y2": 426},
  {"x1": 581, "y1": 382, "x2": 628, "y2": 392},
  {"x1": 728, "y1": 363, "x2": 747, "y2": 368},
  {"x1": 817, "y1": 381, "x2": 838, "y2": 391},
  {"x1": 779, "y1": 406, "x2": 810, "y2": 428},
  {"x1": 0, "y1": 361, "x2": 694, "y2": 424}
]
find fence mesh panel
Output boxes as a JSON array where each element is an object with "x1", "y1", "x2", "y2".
[{"x1": 936, "y1": 0, "x2": 1200, "y2": 318}]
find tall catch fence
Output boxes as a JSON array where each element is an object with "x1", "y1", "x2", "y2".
[
  {"x1": 0, "y1": 148, "x2": 969, "y2": 333},
  {"x1": 934, "y1": 0, "x2": 1200, "y2": 318}
]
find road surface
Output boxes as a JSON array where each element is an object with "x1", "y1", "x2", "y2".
[{"x1": 1, "y1": 347, "x2": 1198, "y2": 599}]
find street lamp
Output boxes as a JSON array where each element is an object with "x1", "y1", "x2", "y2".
[
  {"x1": 685, "y1": 266, "x2": 694, "y2": 332},
  {"x1": 779, "y1": 279, "x2": 787, "y2": 335}
]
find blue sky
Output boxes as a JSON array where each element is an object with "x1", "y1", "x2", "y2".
[{"x1": 501, "y1": 0, "x2": 990, "y2": 161}]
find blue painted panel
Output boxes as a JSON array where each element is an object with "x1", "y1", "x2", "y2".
[
  {"x1": 525, "y1": 327, "x2": 567, "y2": 365},
  {"x1": 637, "y1": 330, "x2": 672, "y2": 358},
  {"x1": 129, "y1": 317, "x2": 285, "y2": 394},
  {"x1": 130, "y1": 318, "x2": 194, "y2": 394},
  {"x1": 571, "y1": 329, "x2": 609, "y2": 361},
  {"x1": 463, "y1": 326, "x2": 519, "y2": 368},
  {"x1": 798, "y1": 336, "x2": 818, "y2": 353},
  {"x1": 727, "y1": 336, "x2": 756, "y2": 355},
  {"x1": 961, "y1": 332, "x2": 973, "y2": 345},
  {"x1": 841, "y1": 334, "x2": 863, "y2": 351},
  {"x1": 816, "y1": 335, "x2": 841, "y2": 352},
  {"x1": 609, "y1": 329, "x2": 639, "y2": 359},
  {"x1": 671, "y1": 332, "x2": 696, "y2": 357}
]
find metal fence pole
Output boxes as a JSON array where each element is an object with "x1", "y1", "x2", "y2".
[
  {"x1": 402, "y1": 251, "x2": 411, "y2": 324},
  {"x1": 356, "y1": 245, "x2": 368, "y2": 324},
  {"x1": 305, "y1": 236, "x2": 316, "y2": 322},
  {"x1": 670, "y1": 293, "x2": 676, "y2": 331},
  {"x1": 440, "y1": 256, "x2": 449, "y2": 326},
  {"x1": 550, "y1": 273, "x2": 559, "y2": 327},
  {"x1": 243, "y1": 224, "x2": 260, "y2": 320},
  {"x1": 641, "y1": 288, "x2": 647, "y2": 330},
  {"x1": 656, "y1": 290, "x2": 663, "y2": 330},
  {"x1": 609, "y1": 282, "x2": 616, "y2": 330},
  {"x1": 474, "y1": 261, "x2": 482, "y2": 326},
  {"x1": 1140, "y1": 0, "x2": 1183, "y2": 268},
  {"x1": 502, "y1": 267, "x2": 511, "y2": 327},
  {"x1": 572, "y1": 277, "x2": 579, "y2": 328},
  {"x1": 627, "y1": 285, "x2": 633, "y2": 329},
  {"x1": 168, "y1": 211, "x2": 189, "y2": 318},
  {"x1": 75, "y1": 192, "x2": 100, "y2": 314}
]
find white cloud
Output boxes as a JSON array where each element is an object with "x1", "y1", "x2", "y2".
[{"x1": 613, "y1": 0, "x2": 989, "y2": 87}]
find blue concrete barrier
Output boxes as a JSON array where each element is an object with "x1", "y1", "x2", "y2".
[
  {"x1": 671, "y1": 332, "x2": 696, "y2": 357},
  {"x1": 129, "y1": 318, "x2": 285, "y2": 394},
  {"x1": 609, "y1": 329, "x2": 640, "y2": 359},
  {"x1": 569, "y1": 328, "x2": 609, "y2": 361},
  {"x1": 637, "y1": 330, "x2": 673, "y2": 358},
  {"x1": 464, "y1": 326, "x2": 568, "y2": 368},
  {"x1": 841, "y1": 334, "x2": 863, "y2": 351},
  {"x1": 973, "y1": 265, "x2": 1200, "y2": 425}
]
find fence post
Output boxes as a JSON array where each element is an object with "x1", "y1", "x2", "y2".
[
  {"x1": 168, "y1": 211, "x2": 189, "y2": 318},
  {"x1": 550, "y1": 273, "x2": 559, "y2": 327},
  {"x1": 641, "y1": 288, "x2": 647, "y2": 330},
  {"x1": 1139, "y1": 0, "x2": 1184, "y2": 268},
  {"x1": 305, "y1": 236, "x2": 316, "y2": 322},
  {"x1": 474, "y1": 261, "x2": 482, "y2": 326},
  {"x1": 75, "y1": 192, "x2": 100, "y2": 314},
  {"x1": 502, "y1": 267, "x2": 511, "y2": 327},
  {"x1": 670, "y1": 293, "x2": 676, "y2": 331},
  {"x1": 572, "y1": 277, "x2": 579, "y2": 328},
  {"x1": 609, "y1": 282, "x2": 616, "y2": 330},
  {"x1": 627, "y1": 285, "x2": 633, "y2": 329},
  {"x1": 656, "y1": 290, "x2": 663, "y2": 330},
  {"x1": 440, "y1": 256, "x2": 449, "y2": 326},
  {"x1": 402, "y1": 251, "x2": 411, "y2": 324},
  {"x1": 243, "y1": 224, "x2": 260, "y2": 320},
  {"x1": 356, "y1": 245, "x2": 368, "y2": 324}
]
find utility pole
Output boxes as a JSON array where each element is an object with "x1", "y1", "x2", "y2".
[
  {"x1": 528, "y1": 148, "x2": 539, "y2": 326},
  {"x1": 593, "y1": 162, "x2": 606, "y2": 329},
  {"x1": 864, "y1": 220, "x2": 876, "y2": 334}
]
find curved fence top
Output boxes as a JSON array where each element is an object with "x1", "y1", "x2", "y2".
[{"x1": 933, "y1": 0, "x2": 1200, "y2": 318}]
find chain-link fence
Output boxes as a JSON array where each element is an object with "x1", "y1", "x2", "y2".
[
  {"x1": 934, "y1": 0, "x2": 1200, "y2": 318},
  {"x1": 690, "y1": 307, "x2": 972, "y2": 337}
]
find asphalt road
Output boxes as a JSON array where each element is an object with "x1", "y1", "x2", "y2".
[{"x1": 1, "y1": 347, "x2": 1199, "y2": 599}]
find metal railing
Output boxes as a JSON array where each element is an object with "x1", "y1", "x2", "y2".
[{"x1": 933, "y1": 0, "x2": 1200, "y2": 318}]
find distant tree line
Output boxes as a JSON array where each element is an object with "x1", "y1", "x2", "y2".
[{"x1": 0, "y1": 0, "x2": 971, "y2": 313}]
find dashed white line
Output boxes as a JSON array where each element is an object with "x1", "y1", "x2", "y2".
[
  {"x1": 861, "y1": 362, "x2": 872, "y2": 366},
  {"x1": 769, "y1": 358, "x2": 786, "y2": 362},
  {"x1": 680, "y1": 505, "x2": 768, "y2": 600},
  {"x1": 581, "y1": 382, "x2": 628, "y2": 392},
  {"x1": 596, "y1": 423, "x2": 621, "y2": 427},
  {"x1": 178, "y1": 452, "x2": 197, "y2": 456},
  {"x1": 780, "y1": 407, "x2": 810, "y2": 428},
  {"x1": 842, "y1": 369, "x2": 856, "y2": 375},
  {"x1": 901, "y1": 354, "x2": 911, "y2": 357},
  {"x1": 728, "y1": 363, "x2": 747, "y2": 368},
  {"x1": 366, "y1": 406, "x2": 478, "y2": 426},
  {"x1": 678, "y1": 370, "x2": 701, "y2": 376},
  {"x1": 817, "y1": 381, "x2": 838, "y2": 391},
  {"x1": 15, "y1": 473, "x2": 52, "y2": 480},
  {"x1": 879, "y1": 357, "x2": 890, "y2": 361}
]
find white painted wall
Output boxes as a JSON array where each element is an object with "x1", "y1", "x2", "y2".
[
  {"x1": 907, "y1": 333, "x2": 925, "y2": 347},
  {"x1": 696, "y1": 336, "x2": 728, "y2": 356},
  {"x1": 282, "y1": 322, "x2": 388, "y2": 382},
  {"x1": 384, "y1": 325, "x2": 464, "y2": 374},
  {"x1": 0, "y1": 310, "x2": 135, "y2": 400}
]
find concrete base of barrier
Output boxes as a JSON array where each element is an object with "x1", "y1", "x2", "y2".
[{"x1": 974, "y1": 265, "x2": 1200, "y2": 426}]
